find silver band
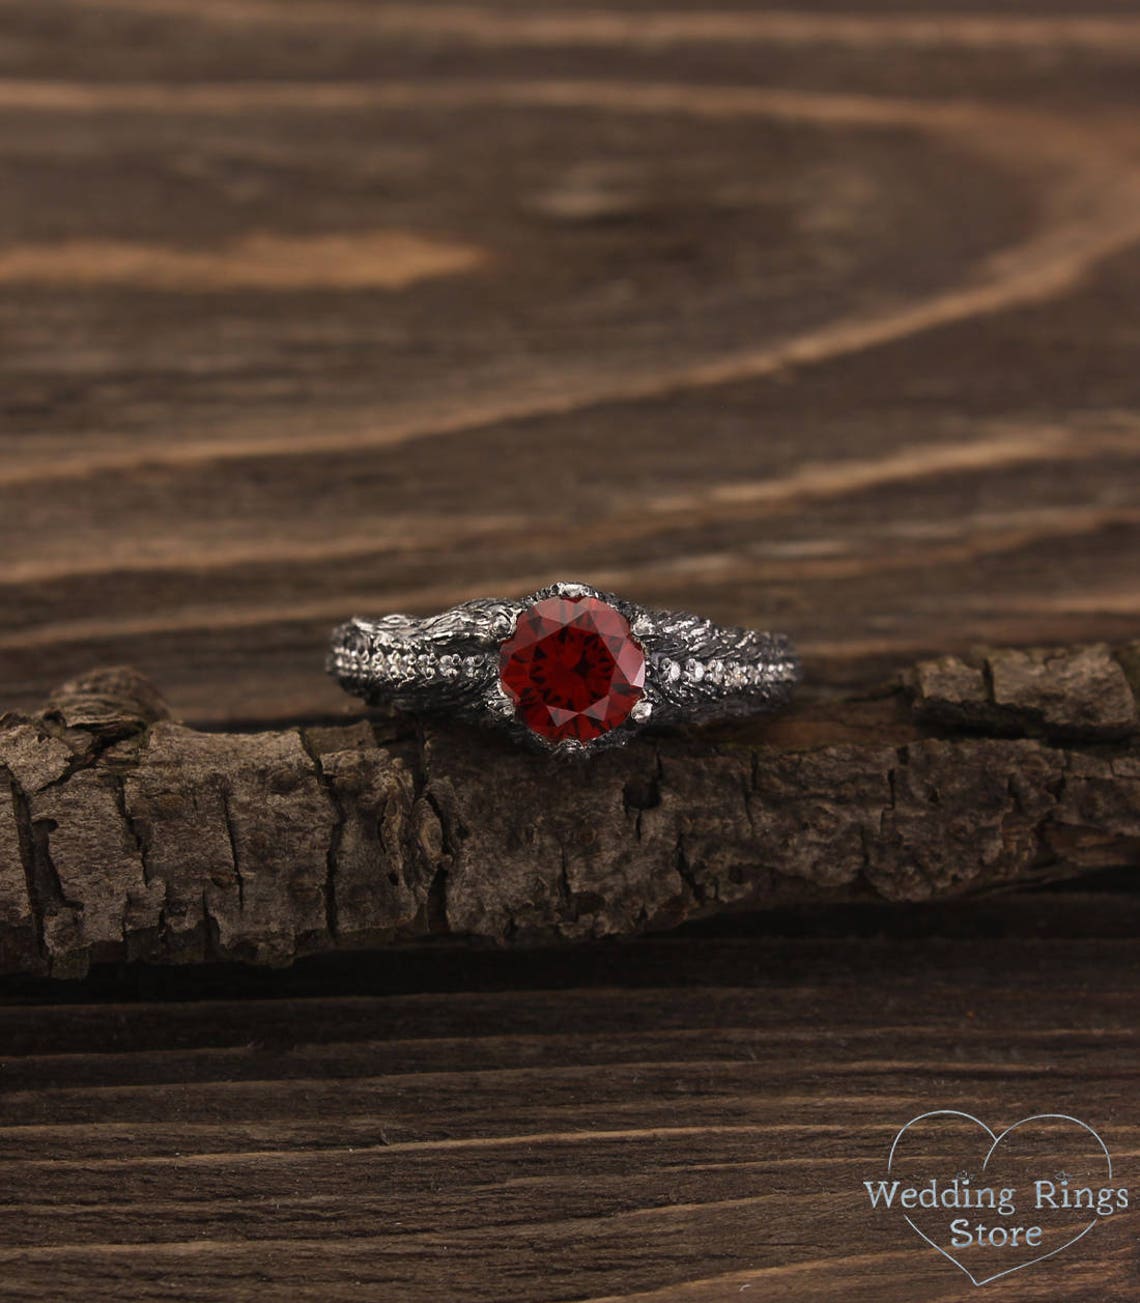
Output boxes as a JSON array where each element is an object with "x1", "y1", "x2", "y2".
[{"x1": 327, "y1": 581, "x2": 799, "y2": 754}]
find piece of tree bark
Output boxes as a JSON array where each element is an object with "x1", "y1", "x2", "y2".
[{"x1": 1, "y1": 645, "x2": 1137, "y2": 978}]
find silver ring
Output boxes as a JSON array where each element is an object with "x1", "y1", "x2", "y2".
[{"x1": 327, "y1": 580, "x2": 800, "y2": 755}]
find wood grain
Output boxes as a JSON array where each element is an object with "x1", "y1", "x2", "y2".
[
  {"x1": 1, "y1": 3, "x2": 1140, "y2": 1299},
  {"x1": 0, "y1": 914, "x2": 1138, "y2": 1301},
  {"x1": 1, "y1": 0, "x2": 1139, "y2": 723}
]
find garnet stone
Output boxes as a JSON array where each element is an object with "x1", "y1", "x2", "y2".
[{"x1": 499, "y1": 594, "x2": 646, "y2": 743}]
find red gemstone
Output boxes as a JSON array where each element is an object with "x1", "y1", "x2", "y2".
[{"x1": 499, "y1": 594, "x2": 646, "y2": 743}]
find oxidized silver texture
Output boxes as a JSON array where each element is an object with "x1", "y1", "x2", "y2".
[{"x1": 326, "y1": 581, "x2": 800, "y2": 755}]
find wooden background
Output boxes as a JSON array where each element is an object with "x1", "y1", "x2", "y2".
[
  {"x1": 1, "y1": 1, "x2": 1139, "y2": 1299},
  {"x1": 3, "y1": 0, "x2": 1140, "y2": 723}
]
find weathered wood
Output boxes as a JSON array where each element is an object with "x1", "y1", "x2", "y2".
[
  {"x1": 0, "y1": 914, "x2": 1138, "y2": 1302},
  {"x1": 2, "y1": 1, "x2": 1140, "y2": 725},
  {"x1": 2, "y1": 3, "x2": 1140, "y2": 1298},
  {"x1": 2, "y1": 645, "x2": 1136, "y2": 977}
]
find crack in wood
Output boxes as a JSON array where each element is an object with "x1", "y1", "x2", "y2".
[{"x1": 296, "y1": 730, "x2": 342, "y2": 943}]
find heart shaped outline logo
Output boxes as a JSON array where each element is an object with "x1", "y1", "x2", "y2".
[{"x1": 886, "y1": 1110, "x2": 1112, "y2": 1287}]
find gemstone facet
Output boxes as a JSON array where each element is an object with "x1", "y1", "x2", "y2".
[{"x1": 499, "y1": 595, "x2": 646, "y2": 743}]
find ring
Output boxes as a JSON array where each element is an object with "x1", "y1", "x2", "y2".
[{"x1": 327, "y1": 581, "x2": 800, "y2": 755}]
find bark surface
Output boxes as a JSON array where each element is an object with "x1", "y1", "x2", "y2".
[{"x1": 2, "y1": 646, "x2": 1136, "y2": 977}]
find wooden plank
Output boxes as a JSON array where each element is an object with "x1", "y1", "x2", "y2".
[
  {"x1": 0, "y1": 922, "x2": 1137, "y2": 1301},
  {"x1": 1, "y1": 2, "x2": 1138, "y2": 1298},
  {"x1": 0, "y1": 1, "x2": 1138, "y2": 722}
]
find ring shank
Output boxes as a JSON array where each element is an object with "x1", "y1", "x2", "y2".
[{"x1": 328, "y1": 594, "x2": 799, "y2": 729}]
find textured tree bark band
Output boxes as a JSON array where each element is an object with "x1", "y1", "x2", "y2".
[{"x1": 328, "y1": 581, "x2": 800, "y2": 754}]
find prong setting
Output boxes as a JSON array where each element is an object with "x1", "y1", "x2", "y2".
[
  {"x1": 484, "y1": 679, "x2": 518, "y2": 721},
  {"x1": 552, "y1": 738, "x2": 588, "y2": 758},
  {"x1": 550, "y1": 581, "x2": 592, "y2": 599}
]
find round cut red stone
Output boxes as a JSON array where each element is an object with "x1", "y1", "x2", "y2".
[{"x1": 499, "y1": 595, "x2": 646, "y2": 743}]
